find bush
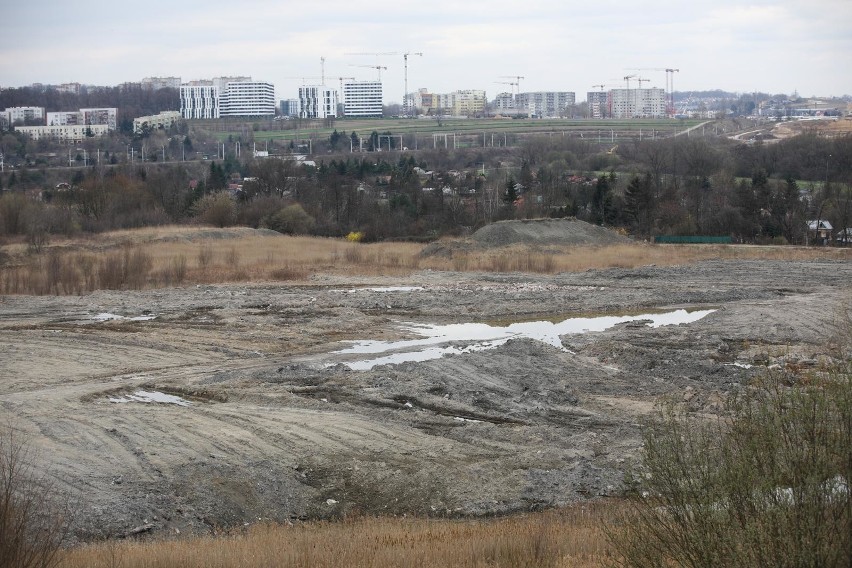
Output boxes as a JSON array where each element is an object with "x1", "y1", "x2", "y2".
[
  {"x1": 192, "y1": 193, "x2": 236, "y2": 227},
  {"x1": 608, "y1": 370, "x2": 851, "y2": 567},
  {"x1": 1, "y1": 426, "x2": 68, "y2": 568},
  {"x1": 263, "y1": 204, "x2": 315, "y2": 235}
]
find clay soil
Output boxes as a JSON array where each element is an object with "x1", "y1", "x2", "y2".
[{"x1": 2, "y1": 251, "x2": 851, "y2": 541}]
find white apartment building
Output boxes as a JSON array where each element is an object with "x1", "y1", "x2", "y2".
[
  {"x1": 180, "y1": 78, "x2": 275, "y2": 119},
  {"x1": 343, "y1": 81, "x2": 383, "y2": 117},
  {"x1": 609, "y1": 88, "x2": 666, "y2": 118},
  {"x1": 516, "y1": 92, "x2": 575, "y2": 117},
  {"x1": 16, "y1": 124, "x2": 109, "y2": 142},
  {"x1": 298, "y1": 86, "x2": 338, "y2": 119},
  {"x1": 46, "y1": 108, "x2": 117, "y2": 130},
  {"x1": 133, "y1": 111, "x2": 182, "y2": 133},
  {"x1": 493, "y1": 92, "x2": 516, "y2": 111},
  {"x1": 141, "y1": 77, "x2": 181, "y2": 90},
  {"x1": 220, "y1": 81, "x2": 275, "y2": 117},
  {"x1": 47, "y1": 111, "x2": 81, "y2": 126},
  {"x1": 587, "y1": 91, "x2": 609, "y2": 119},
  {"x1": 180, "y1": 82, "x2": 220, "y2": 119},
  {"x1": 80, "y1": 108, "x2": 118, "y2": 130},
  {"x1": 3, "y1": 106, "x2": 45, "y2": 125}
]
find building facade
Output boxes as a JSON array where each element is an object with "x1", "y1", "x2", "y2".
[
  {"x1": 298, "y1": 86, "x2": 338, "y2": 119},
  {"x1": 279, "y1": 99, "x2": 299, "y2": 117},
  {"x1": 133, "y1": 111, "x2": 182, "y2": 133},
  {"x1": 3, "y1": 106, "x2": 45, "y2": 125},
  {"x1": 515, "y1": 92, "x2": 575, "y2": 117},
  {"x1": 46, "y1": 108, "x2": 117, "y2": 130},
  {"x1": 15, "y1": 124, "x2": 109, "y2": 142},
  {"x1": 220, "y1": 81, "x2": 275, "y2": 117},
  {"x1": 141, "y1": 77, "x2": 181, "y2": 90},
  {"x1": 493, "y1": 92, "x2": 515, "y2": 112},
  {"x1": 343, "y1": 81, "x2": 383, "y2": 117},
  {"x1": 609, "y1": 88, "x2": 666, "y2": 118},
  {"x1": 587, "y1": 91, "x2": 609, "y2": 119},
  {"x1": 180, "y1": 82, "x2": 220, "y2": 119}
]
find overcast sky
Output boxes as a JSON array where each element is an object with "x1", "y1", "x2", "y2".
[{"x1": 2, "y1": 0, "x2": 850, "y2": 103}]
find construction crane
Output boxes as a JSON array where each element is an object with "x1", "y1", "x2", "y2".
[
  {"x1": 320, "y1": 56, "x2": 326, "y2": 85},
  {"x1": 403, "y1": 52, "x2": 423, "y2": 115},
  {"x1": 623, "y1": 74, "x2": 637, "y2": 89},
  {"x1": 282, "y1": 75, "x2": 324, "y2": 85},
  {"x1": 500, "y1": 75, "x2": 524, "y2": 96},
  {"x1": 636, "y1": 77, "x2": 650, "y2": 88},
  {"x1": 350, "y1": 64, "x2": 387, "y2": 81}
]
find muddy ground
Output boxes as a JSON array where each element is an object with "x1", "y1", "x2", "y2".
[{"x1": 1, "y1": 258, "x2": 850, "y2": 541}]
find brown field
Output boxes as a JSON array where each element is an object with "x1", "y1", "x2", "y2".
[
  {"x1": 1, "y1": 225, "x2": 849, "y2": 295},
  {"x1": 58, "y1": 504, "x2": 617, "y2": 568}
]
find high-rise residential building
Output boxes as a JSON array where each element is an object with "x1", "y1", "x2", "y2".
[
  {"x1": 279, "y1": 99, "x2": 299, "y2": 117},
  {"x1": 343, "y1": 81, "x2": 383, "y2": 117},
  {"x1": 493, "y1": 92, "x2": 516, "y2": 112},
  {"x1": 2, "y1": 106, "x2": 45, "y2": 125},
  {"x1": 180, "y1": 81, "x2": 219, "y2": 119},
  {"x1": 141, "y1": 77, "x2": 182, "y2": 90},
  {"x1": 515, "y1": 92, "x2": 575, "y2": 117},
  {"x1": 298, "y1": 86, "x2": 338, "y2": 119},
  {"x1": 220, "y1": 81, "x2": 275, "y2": 117},
  {"x1": 80, "y1": 108, "x2": 118, "y2": 130},
  {"x1": 46, "y1": 108, "x2": 117, "y2": 130},
  {"x1": 587, "y1": 91, "x2": 609, "y2": 119},
  {"x1": 609, "y1": 88, "x2": 666, "y2": 118},
  {"x1": 180, "y1": 78, "x2": 275, "y2": 119}
]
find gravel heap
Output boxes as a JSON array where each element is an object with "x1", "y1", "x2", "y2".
[{"x1": 471, "y1": 218, "x2": 633, "y2": 247}]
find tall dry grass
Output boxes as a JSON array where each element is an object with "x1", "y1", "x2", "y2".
[
  {"x1": 1, "y1": 226, "x2": 849, "y2": 295},
  {"x1": 58, "y1": 504, "x2": 616, "y2": 568}
]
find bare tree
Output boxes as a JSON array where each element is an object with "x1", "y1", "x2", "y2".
[{"x1": 1, "y1": 425, "x2": 69, "y2": 568}]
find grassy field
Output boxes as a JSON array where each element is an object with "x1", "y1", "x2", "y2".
[
  {"x1": 2, "y1": 226, "x2": 850, "y2": 296},
  {"x1": 205, "y1": 117, "x2": 704, "y2": 144},
  {"x1": 58, "y1": 503, "x2": 616, "y2": 568}
]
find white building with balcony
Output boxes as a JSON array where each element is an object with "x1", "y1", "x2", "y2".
[
  {"x1": 298, "y1": 86, "x2": 338, "y2": 119},
  {"x1": 609, "y1": 88, "x2": 666, "y2": 118},
  {"x1": 343, "y1": 81, "x2": 383, "y2": 117},
  {"x1": 2, "y1": 106, "x2": 45, "y2": 125}
]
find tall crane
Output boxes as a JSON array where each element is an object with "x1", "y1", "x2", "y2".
[
  {"x1": 403, "y1": 52, "x2": 423, "y2": 115},
  {"x1": 623, "y1": 74, "x2": 637, "y2": 89},
  {"x1": 350, "y1": 64, "x2": 387, "y2": 81},
  {"x1": 320, "y1": 56, "x2": 326, "y2": 85},
  {"x1": 636, "y1": 77, "x2": 649, "y2": 88},
  {"x1": 500, "y1": 75, "x2": 525, "y2": 96}
]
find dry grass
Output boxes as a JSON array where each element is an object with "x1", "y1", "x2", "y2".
[
  {"x1": 1, "y1": 226, "x2": 849, "y2": 295},
  {"x1": 58, "y1": 504, "x2": 617, "y2": 568}
]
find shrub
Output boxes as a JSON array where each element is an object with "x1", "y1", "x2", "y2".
[
  {"x1": 263, "y1": 204, "x2": 315, "y2": 235},
  {"x1": 1, "y1": 425, "x2": 68, "y2": 568},
  {"x1": 192, "y1": 193, "x2": 236, "y2": 227},
  {"x1": 608, "y1": 370, "x2": 852, "y2": 567}
]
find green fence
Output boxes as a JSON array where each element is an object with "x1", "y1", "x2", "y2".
[{"x1": 653, "y1": 235, "x2": 733, "y2": 244}]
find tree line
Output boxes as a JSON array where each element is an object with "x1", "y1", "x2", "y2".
[{"x1": 0, "y1": 129, "x2": 850, "y2": 245}]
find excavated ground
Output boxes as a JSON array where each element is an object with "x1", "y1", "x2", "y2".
[{"x1": 1, "y1": 258, "x2": 850, "y2": 541}]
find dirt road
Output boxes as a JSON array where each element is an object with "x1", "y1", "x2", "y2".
[{"x1": 1, "y1": 259, "x2": 849, "y2": 540}]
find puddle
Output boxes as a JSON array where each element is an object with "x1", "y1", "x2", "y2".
[
  {"x1": 93, "y1": 313, "x2": 156, "y2": 322},
  {"x1": 337, "y1": 286, "x2": 425, "y2": 293},
  {"x1": 334, "y1": 309, "x2": 715, "y2": 370},
  {"x1": 108, "y1": 390, "x2": 190, "y2": 406}
]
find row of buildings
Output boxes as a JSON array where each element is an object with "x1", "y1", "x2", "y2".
[
  {"x1": 3, "y1": 106, "x2": 117, "y2": 142},
  {"x1": 179, "y1": 77, "x2": 276, "y2": 119}
]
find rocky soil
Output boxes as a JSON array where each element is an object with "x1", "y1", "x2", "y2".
[{"x1": 1, "y1": 258, "x2": 850, "y2": 541}]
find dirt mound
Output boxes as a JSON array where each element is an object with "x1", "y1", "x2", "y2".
[{"x1": 472, "y1": 218, "x2": 631, "y2": 247}]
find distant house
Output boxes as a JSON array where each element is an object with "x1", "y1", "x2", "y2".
[
  {"x1": 807, "y1": 220, "x2": 833, "y2": 245},
  {"x1": 835, "y1": 228, "x2": 852, "y2": 245}
]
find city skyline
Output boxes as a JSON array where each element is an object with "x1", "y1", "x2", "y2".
[{"x1": 2, "y1": 0, "x2": 850, "y2": 104}]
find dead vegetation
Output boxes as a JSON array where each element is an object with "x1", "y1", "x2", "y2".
[
  {"x1": 57, "y1": 504, "x2": 615, "y2": 568},
  {"x1": 1, "y1": 226, "x2": 849, "y2": 295}
]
